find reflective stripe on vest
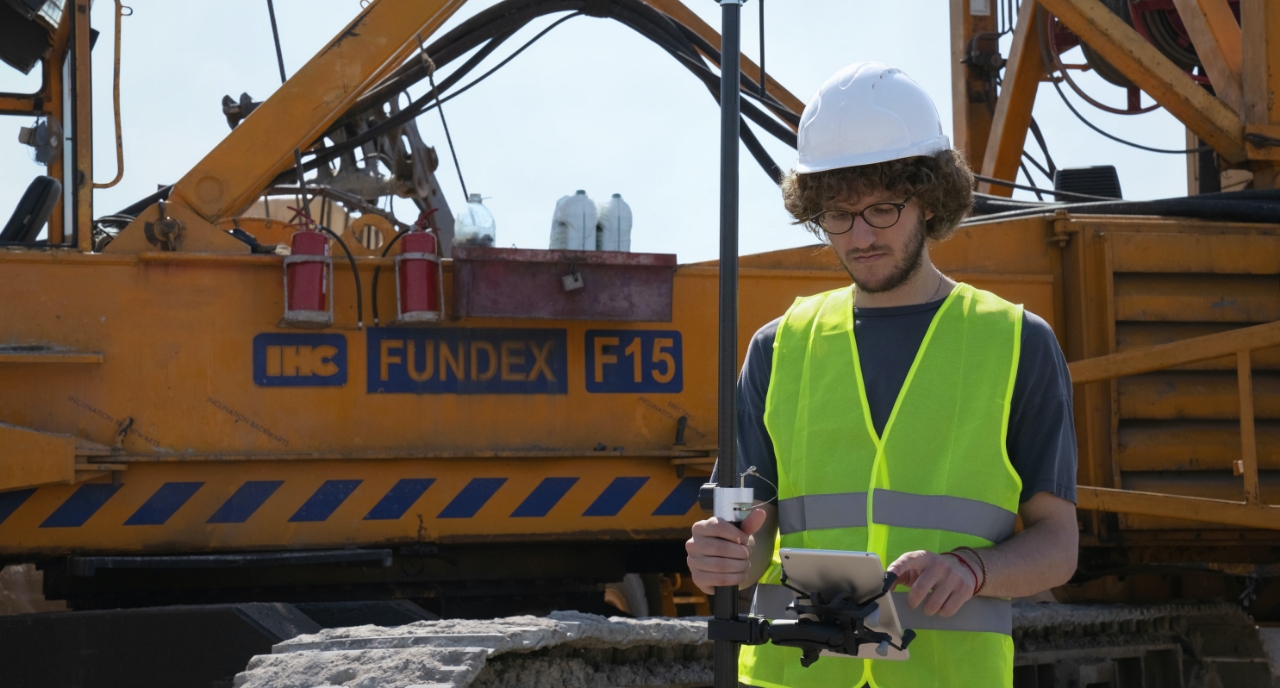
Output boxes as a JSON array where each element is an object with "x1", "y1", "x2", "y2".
[
  {"x1": 778, "y1": 490, "x2": 1017, "y2": 543},
  {"x1": 751, "y1": 583, "x2": 1013, "y2": 636}
]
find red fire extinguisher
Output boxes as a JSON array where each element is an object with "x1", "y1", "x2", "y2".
[
  {"x1": 282, "y1": 230, "x2": 334, "y2": 327},
  {"x1": 395, "y1": 229, "x2": 443, "y2": 323}
]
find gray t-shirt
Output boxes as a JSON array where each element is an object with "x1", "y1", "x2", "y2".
[{"x1": 715, "y1": 296, "x2": 1078, "y2": 506}]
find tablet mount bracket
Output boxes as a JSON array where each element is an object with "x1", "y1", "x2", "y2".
[{"x1": 706, "y1": 570, "x2": 917, "y2": 668}]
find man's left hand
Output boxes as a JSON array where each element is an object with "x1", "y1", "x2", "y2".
[{"x1": 886, "y1": 550, "x2": 977, "y2": 617}]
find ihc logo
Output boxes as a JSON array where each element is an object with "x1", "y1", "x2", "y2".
[{"x1": 253, "y1": 333, "x2": 347, "y2": 387}]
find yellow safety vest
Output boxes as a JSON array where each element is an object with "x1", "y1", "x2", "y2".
[{"x1": 739, "y1": 283, "x2": 1023, "y2": 688}]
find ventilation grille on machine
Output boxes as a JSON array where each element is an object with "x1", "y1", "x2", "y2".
[
  {"x1": 1054, "y1": 165, "x2": 1124, "y2": 200},
  {"x1": 0, "y1": 0, "x2": 65, "y2": 74}
]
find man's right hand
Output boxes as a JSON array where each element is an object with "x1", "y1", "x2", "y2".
[{"x1": 685, "y1": 507, "x2": 768, "y2": 595}]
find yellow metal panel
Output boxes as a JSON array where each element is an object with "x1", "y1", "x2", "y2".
[
  {"x1": 0, "y1": 423, "x2": 76, "y2": 491},
  {"x1": 1117, "y1": 420, "x2": 1280, "y2": 472},
  {"x1": 1118, "y1": 372, "x2": 1280, "y2": 420},
  {"x1": 1037, "y1": 0, "x2": 1247, "y2": 162},
  {"x1": 1113, "y1": 274, "x2": 1280, "y2": 322},
  {"x1": 0, "y1": 457, "x2": 702, "y2": 555},
  {"x1": 0, "y1": 230, "x2": 1068, "y2": 554},
  {"x1": 170, "y1": 0, "x2": 466, "y2": 223},
  {"x1": 1109, "y1": 231, "x2": 1280, "y2": 274},
  {"x1": 934, "y1": 216, "x2": 1058, "y2": 274}
]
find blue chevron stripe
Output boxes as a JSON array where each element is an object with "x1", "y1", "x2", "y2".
[
  {"x1": 125, "y1": 482, "x2": 204, "y2": 526},
  {"x1": 583, "y1": 477, "x2": 648, "y2": 516},
  {"x1": 290, "y1": 480, "x2": 362, "y2": 522},
  {"x1": 10, "y1": 473, "x2": 696, "y2": 529},
  {"x1": 365, "y1": 479, "x2": 435, "y2": 520},
  {"x1": 207, "y1": 481, "x2": 283, "y2": 524},
  {"x1": 0, "y1": 489, "x2": 36, "y2": 525},
  {"x1": 652, "y1": 477, "x2": 704, "y2": 516},
  {"x1": 438, "y1": 478, "x2": 506, "y2": 518},
  {"x1": 511, "y1": 477, "x2": 578, "y2": 517},
  {"x1": 41, "y1": 483, "x2": 122, "y2": 528}
]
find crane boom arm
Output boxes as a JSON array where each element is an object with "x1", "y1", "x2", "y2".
[{"x1": 168, "y1": 0, "x2": 467, "y2": 224}]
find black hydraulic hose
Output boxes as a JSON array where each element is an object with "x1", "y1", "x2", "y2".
[
  {"x1": 714, "y1": 2, "x2": 742, "y2": 688},
  {"x1": 672, "y1": 22, "x2": 800, "y2": 127},
  {"x1": 740, "y1": 119, "x2": 782, "y2": 183},
  {"x1": 113, "y1": 0, "x2": 806, "y2": 246},
  {"x1": 1027, "y1": 117, "x2": 1056, "y2": 177},
  {"x1": 121, "y1": 0, "x2": 796, "y2": 213},
  {"x1": 1032, "y1": 10, "x2": 1211, "y2": 156},
  {"x1": 1018, "y1": 162, "x2": 1043, "y2": 200},
  {"x1": 302, "y1": 13, "x2": 581, "y2": 171},
  {"x1": 430, "y1": 14, "x2": 581, "y2": 118},
  {"x1": 1048, "y1": 76, "x2": 1212, "y2": 155},
  {"x1": 968, "y1": 189, "x2": 1280, "y2": 224},
  {"x1": 112, "y1": 184, "x2": 171, "y2": 218},
  {"x1": 972, "y1": 173, "x2": 1116, "y2": 201},
  {"x1": 370, "y1": 229, "x2": 410, "y2": 327},
  {"x1": 331, "y1": 1, "x2": 604, "y2": 142},
  {"x1": 672, "y1": 49, "x2": 798, "y2": 148},
  {"x1": 316, "y1": 224, "x2": 364, "y2": 329},
  {"x1": 1021, "y1": 151, "x2": 1052, "y2": 182},
  {"x1": 346, "y1": 27, "x2": 519, "y2": 132},
  {"x1": 296, "y1": 0, "x2": 793, "y2": 182}
]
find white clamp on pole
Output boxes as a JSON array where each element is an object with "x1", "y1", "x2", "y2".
[
  {"x1": 713, "y1": 480, "x2": 755, "y2": 523},
  {"x1": 699, "y1": 468, "x2": 758, "y2": 523}
]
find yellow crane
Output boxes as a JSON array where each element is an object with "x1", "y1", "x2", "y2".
[{"x1": 3, "y1": 0, "x2": 1280, "y2": 686}]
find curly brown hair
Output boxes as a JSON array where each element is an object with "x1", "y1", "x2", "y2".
[{"x1": 780, "y1": 149, "x2": 975, "y2": 242}]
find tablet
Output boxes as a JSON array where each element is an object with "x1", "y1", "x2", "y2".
[{"x1": 778, "y1": 547, "x2": 910, "y2": 660}]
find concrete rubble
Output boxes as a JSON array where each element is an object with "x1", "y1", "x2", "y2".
[
  {"x1": 1012, "y1": 599, "x2": 1254, "y2": 634},
  {"x1": 232, "y1": 610, "x2": 713, "y2": 688},
  {"x1": 234, "y1": 600, "x2": 1278, "y2": 688},
  {"x1": 0, "y1": 564, "x2": 66, "y2": 616}
]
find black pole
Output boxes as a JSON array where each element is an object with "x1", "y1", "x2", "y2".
[
  {"x1": 714, "y1": 2, "x2": 743, "y2": 688},
  {"x1": 758, "y1": 0, "x2": 766, "y2": 98}
]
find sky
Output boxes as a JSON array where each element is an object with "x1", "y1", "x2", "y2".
[{"x1": 0, "y1": 0, "x2": 1195, "y2": 262}]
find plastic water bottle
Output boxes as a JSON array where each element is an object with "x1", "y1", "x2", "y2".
[
  {"x1": 549, "y1": 190, "x2": 597, "y2": 250},
  {"x1": 455, "y1": 193, "x2": 496, "y2": 248},
  {"x1": 596, "y1": 193, "x2": 632, "y2": 252}
]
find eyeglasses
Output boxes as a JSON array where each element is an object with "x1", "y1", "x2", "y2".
[{"x1": 808, "y1": 198, "x2": 912, "y2": 234}]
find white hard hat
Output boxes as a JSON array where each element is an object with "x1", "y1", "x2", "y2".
[{"x1": 796, "y1": 62, "x2": 951, "y2": 174}]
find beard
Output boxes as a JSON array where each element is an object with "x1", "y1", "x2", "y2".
[{"x1": 838, "y1": 215, "x2": 927, "y2": 294}]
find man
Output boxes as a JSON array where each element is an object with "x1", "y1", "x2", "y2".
[{"x1": 686, "y1": 62, "x2": 1079, "y2": 688}]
